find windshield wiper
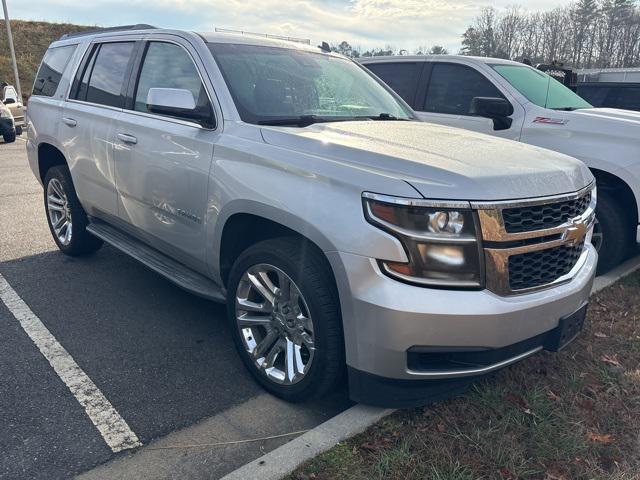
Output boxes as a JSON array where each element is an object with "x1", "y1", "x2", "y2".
[
  {"x1": 360, "y1": 113, "x2": 409, "y2": 121},
  {"x1": 258, "y1": 115, "x2": 358, "y2": 127}
]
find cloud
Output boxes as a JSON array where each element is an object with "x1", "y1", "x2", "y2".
[{"x1": 9, "y1": 0, "x2": 574, "y2": 53}]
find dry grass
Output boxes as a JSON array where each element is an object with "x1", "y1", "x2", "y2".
[{"x1": 292, "y1": 271, "x2": 640, "y2": 480}]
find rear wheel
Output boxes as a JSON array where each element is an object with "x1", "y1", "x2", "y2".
[
  {"x1": 227, "y1": 237, "x2": 344, "y2": 402},
  {"x1": 593, "y1": 192, "x2": 630, "y2": 274},
  {"x1": 15, "y1": 126, "x2": 22, "y2": 136},
  {"x1": 44, "y1": 166, "x2": 103, "y2": 256}
]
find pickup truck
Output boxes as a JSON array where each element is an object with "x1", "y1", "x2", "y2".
[
  {"x1": 26, "y1": 28, "x2": 597, "y2": 406},
  {"x1": 361, "y1": 55, "x2": 640, "y2": 273}
]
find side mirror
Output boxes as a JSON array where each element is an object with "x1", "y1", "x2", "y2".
[
  {"x1": 146, "y1": 87, "x2": 214, "y2": 128},
  {"x1": 470, "y1": 97, "x2": 513, "y2": 131},
  {"x1": 3, "y1": 98, "x2": 15, "y2": 105}
]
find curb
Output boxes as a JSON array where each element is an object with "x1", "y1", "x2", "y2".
[{"x1": 221, "y1": 254, "x2": 640, "y2": 480}]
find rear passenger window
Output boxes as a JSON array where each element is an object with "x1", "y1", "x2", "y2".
[
  {"x1": 366, "y1": 62, "x2": 422, "y2": 106},
  {"x1": 425, "y1": 63, "x2": 505, "y2": 115},
  {"x1": 73, "y1": 42, "x2": 134, "y2": 108},
  {"x1": 32, "y1": 45, "x2": 77, "y2": 97},
  {"x1": 133, "y1": 42, "x2": 213, "y2": 125}
]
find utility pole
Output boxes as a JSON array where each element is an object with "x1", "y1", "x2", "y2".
[{"x1": 2, "y1": 0, "x2": 22, "y2": 100}]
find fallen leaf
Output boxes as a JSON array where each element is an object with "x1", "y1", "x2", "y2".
[
  {"x1": 499, "y1": 467, "x2": 516, "y2": 479},
  {"x1": 577, "y1": 398, "x2": 594, "y2": 410},
  {"x1": 547, "y1": 390, "x2": 560, "y2": 401},
  {"x1": 436, "y1": 423, "x2": 445, "y2": 433},
  {"x1": 587, "y1": 432, "x2": 614, "y2": 443},
  {"x1": 594, "y1": 332, "x2": 608, "y2": 338},
  {"x1": 505, "y1": 393, "x2": 529, "y2": 409},
  {"x1": 601, "y1": 354, "x2": 621, "y2": 367}
]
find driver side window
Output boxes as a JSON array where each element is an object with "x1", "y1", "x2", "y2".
[
  {"x1": 133, "y1": 42, "x2": 213, "y2": 125},
  {"x1": 425, "y1": 63, "x2": 505, "y2": 115}
]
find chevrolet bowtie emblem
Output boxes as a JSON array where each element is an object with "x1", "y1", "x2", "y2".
[{"x1": 564, "y1": 218, "x2": 587, "y2": 245}]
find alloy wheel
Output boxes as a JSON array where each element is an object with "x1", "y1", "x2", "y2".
[
  {"x1": 46, "y1": 178, "x2": 73, "y2": 246},
  {"x1": 235, "y1": 263, "x2": 315, "y2": 385}
]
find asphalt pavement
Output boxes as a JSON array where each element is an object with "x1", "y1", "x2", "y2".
[{"x1": 0, "y1": 137, "x2": 350, "y2": 480}]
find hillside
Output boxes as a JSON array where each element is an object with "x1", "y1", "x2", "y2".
[{"x1": 0, "y1": 20, "x2": 97, "y2": 100}]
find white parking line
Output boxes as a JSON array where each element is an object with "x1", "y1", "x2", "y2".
[{"x1": 0, "y1": 272, "x2": 142, "y2": 453}]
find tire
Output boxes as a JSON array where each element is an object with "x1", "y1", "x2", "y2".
[
  {"x1": 15, "y1": 126, "x2": 22, "y2": 136},
  {"x1": 227, "y1": 237, "x2": 344, "y2": 402},
  {"x1": 43, "y1": 165, "x2": 103, "y2": 256},
  {"x1": 3, "y1": 130, "x2": 15, "y2": 143},
  {"x1": 593, "y1": 192, "x2": 630, "y2": 274}
]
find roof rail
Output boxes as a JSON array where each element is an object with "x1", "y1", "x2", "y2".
[
  {"x1": 214, "y1": 27, "x2": 310, "y2": 45},
  {"x1": 59, "y1": 24, "x2": 156, "y2": 40}
]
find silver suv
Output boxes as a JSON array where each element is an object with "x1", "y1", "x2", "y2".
[{"x1": 26, "y1": 26, "x2": 597, "y2": 407}]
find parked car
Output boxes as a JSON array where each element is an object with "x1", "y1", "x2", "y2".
[
  {"x1": 360, "y1": 55, "x2": 640, "y2": 273},
  {"x1": 1, "y1": 83, "x2": 25, "y2": 135},
  {"x1": 26, "y1": 27, "x2": 597, "y2": 407},
  {"x1": 0, "y1": 100, "x2": 16, "y2": 143}
]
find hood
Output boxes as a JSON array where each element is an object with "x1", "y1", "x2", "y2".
[
  {"x1": 260, "y1": 121, "x2": 592, "y2": 201},
  {"x1": 568, "y1": 107, "x2": 640, "y2": 124}
]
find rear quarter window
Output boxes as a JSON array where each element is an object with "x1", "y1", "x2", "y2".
[{"x1": 32, "y1": 44, "x2": 78, "y2": 97}]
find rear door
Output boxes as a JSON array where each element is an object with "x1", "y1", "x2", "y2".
[
  {"x1": 417, "y1": 62, "x2": 523, "y2": 140},
  {"x1": 112, "y1": 37, "x2": 218, "y2": 271},
  {"x1": 61, "y1": 39, "x2": 138, "y2": 217}
]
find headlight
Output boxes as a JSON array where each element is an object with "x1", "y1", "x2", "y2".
[{"x1": 363, "y1": 193, "x2": 483, "y2": 288}]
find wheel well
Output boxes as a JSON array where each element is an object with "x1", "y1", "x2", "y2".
[
  {"x1": 38, "y1": 143, "x2": 67, "y2": 182},
  {"x1": 590, "y1": 168, "x2": 638, "y2": 225},
  {"x1": 219, "y1": 214, "x2": 331, "y2": 287}
]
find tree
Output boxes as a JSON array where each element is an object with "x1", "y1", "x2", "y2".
[{"x1": 428, "y1": 45, "x2": 449, "y2": 55}]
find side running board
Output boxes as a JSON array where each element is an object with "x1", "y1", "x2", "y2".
[{"x1": 87, "y1": 221, "x2": 225, "y2": 303}]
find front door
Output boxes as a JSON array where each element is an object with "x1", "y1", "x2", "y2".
[
  {"x1": 113, "y1": 39, "x2": 218, "y2": 271},
  {"x1": 416, "y1": 62, "x2": 524, "y2": 141}
]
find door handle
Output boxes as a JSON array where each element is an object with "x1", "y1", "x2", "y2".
[
  {"x1": 117, "y1": 133, "x2": 138, "y2": 145},
  {"x1": 62, "y1": 117, "x2": 77, "y2": 127}
]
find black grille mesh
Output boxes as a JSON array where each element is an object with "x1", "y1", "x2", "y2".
[
  {"x1": 509, "y1": 242, "x2": 584, "y2": 291},
  {"x1": 502, "y1": 193, "x2": 591, "y2": 233}
]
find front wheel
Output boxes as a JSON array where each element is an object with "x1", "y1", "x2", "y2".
[
  {"x1": 227, "y1": 237, "x2": 344, "y2": 402},
  {"x1": 593, "y1": 192, "x2": 630, "y2": 274}
]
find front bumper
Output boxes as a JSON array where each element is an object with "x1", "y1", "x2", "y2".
[{"x1": 327, "y1": 244, "x2": 597, "y2": 406}]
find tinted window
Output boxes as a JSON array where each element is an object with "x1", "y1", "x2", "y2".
[
  {"x1": 425, "y1": 63, "x2": 505, "y2": 115},
  {"x1": 134, "y1": 42, "x2": 212, "y2": 124},
  {"x1": 84, "y1": 42, "x2": 134, "y2": 108},
  {"x1": 578, "y1": 84, "x2": 640, "y2": 111},
  {"x1": 366, "y1": 62, "x2": 422, "y2": 106},
  {"x1": 32, "y1": 45, "x2": 77, "y2": 97}
]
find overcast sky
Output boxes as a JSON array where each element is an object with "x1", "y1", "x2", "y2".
[{"x1": 7, "y1": 0, "x2": 573, "y2": 53}]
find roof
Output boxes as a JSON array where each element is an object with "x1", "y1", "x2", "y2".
[
  {"x1": 52, "y1": 25, "x2": 336, "y2": 56},
  {"x1": 358, "y1": 55, "x2": 521, "y2": 66}
]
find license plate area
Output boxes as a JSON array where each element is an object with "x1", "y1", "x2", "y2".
[{"x1": 545, "y1": 303, "x2": 588, "y2": 352}]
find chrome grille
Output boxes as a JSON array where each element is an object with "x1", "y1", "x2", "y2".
[
  {"x1": 508, "y1": 242, "x2": 584, "y2": 291},
  {"x1": 475, "y1": 184, "x2": 596, "y2": 296},
  {"x1": 502, "y1": 192, "x2": 592, "y2": 233}
]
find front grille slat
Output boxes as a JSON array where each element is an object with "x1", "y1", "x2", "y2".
[
  {"x1": 508, "y1": 242, "x2": 584, "y2": 291},
  {"x1": 502, "y1": 193, "x2": 591, "y2": 233}
]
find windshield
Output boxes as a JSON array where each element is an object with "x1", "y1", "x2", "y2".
[
  {"x1": 208, "y1": 43, "x2": 413, "y2": 125},
  {"x1": 492, "y1": 64, "x2": 592, "y2": 111}
]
